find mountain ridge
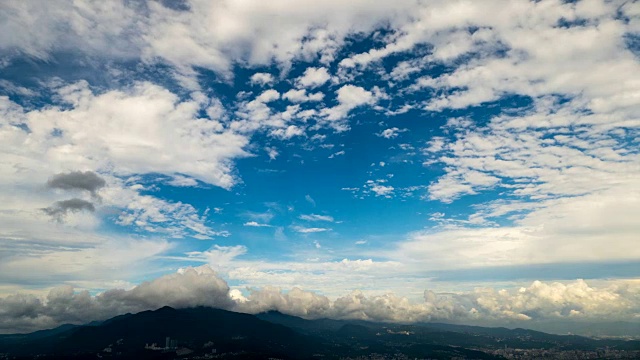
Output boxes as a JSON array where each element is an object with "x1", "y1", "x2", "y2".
[{"x1": 1, "y1": 306, "x2": 638, "y2": 359}]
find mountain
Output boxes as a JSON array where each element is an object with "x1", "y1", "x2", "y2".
[
  {"x1": 0, "y1": 307, "x2": 638, "y2": 359},
  {"x1": 0, "y1": 306, "x2": 317, "y2": 359}
]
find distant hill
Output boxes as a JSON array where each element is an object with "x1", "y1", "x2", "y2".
[{"x1": 1, "y1": 307, "x2": 638, "y2": 359}]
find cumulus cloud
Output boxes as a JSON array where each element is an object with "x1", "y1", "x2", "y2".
[
  {"x1": 321, "y1": 85, "x2": 376, "y2": 122},
  {"x1": 2, "y1": 81, "x2": 249, "y2": 189},
  {"x1": 296, "y1": 67, "x2": 331, "y2": 88},
  {"x1": 282, "y1": 89, "x2": 324, "y2": 103},
  {"x1": 323, "y1": 85, "x2": 375, "y2": 120},
  {"x1": 0, "y1": 267, "x2": 232, "y2": 334},
  {"x1": 249, "y1": 72, "x2": 275, "y2": 86},
  {"x1": 1, "y1": 266, "x2": 638, "y2": 334}
]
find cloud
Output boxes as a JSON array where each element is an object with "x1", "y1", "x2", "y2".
[
  {"x1": 1, "y1": 0, "x2": 639, "y2": 338},
  {"x1": 46, "y1": 171, "x2": 106, "y2": 196},
  {"x1": 426, "y1": 97, "x2": 638, "y2": 203},
  {"x1": 249, "y1": 72, "x2": 275, "y2": 86},
  {"x1": 167, "y1": 175, "x2": 198, "y2": 187},
  {"x1": 377, "y1": 127, "x2": 407, "y2": 139},
  {"x1": 364, "y1": 180, "x2": 394, "y2": 197},
  {"x1": 1, "y1": 266, "x2": 638, "y2": 334},
  {"x1": 1, "y1": 81, "x2": 249, "y2": 189},
  {"x1": 265, "y1": 147, "x2": 279, "y2": 160},
  {"x1": 243, "y1": 221, "x2": 272, "y2": 227},
  {"x1": 0, "y1": 237, "x2": 172, "y2": 294},
  {"x1": 321, "y1": 85, "x2": 376, "y2": 122},
  {"x1": 371, "y1": 185, "x2": 394, "y2": 197},
  {"x1": 0, "y1": 1, "x2": 415, "y2": 79},
  {"x1": 328, "y1": 150, "x2": 345, "y2": 158},
  {"x1": 292, "y1": 226, "x2": 330, "y2": 233},
  {"x1": 186, "y1": 246, "x2": 248, "y2": 268},
  {"x1": 391, "y1": 186, "x2": 640, "y2": 270},
  {"x1": 0, "y1": 266, "x2": 232, "y2": 334},
  {"x1": 105, "y1": 179, "x2": 224, "y2": 239},
  {"x1": 255, "y1": 89, "x2": 280, "y2": 103},
  {"x1": 282, "y1": 89, "x2": 324, "y2": 103},
  {"x1": 244, "y1": 210, "x2": 275, "y2": 224},
  {"x1": 304, "y1": 194, "x2": 316, "y2": 207},
  {"x1": 299, "y1": 214, "x2": 334, "y2": 222},
  {"x1": 42, "y1": 198, "x2": 95, "y2": 220},
  {"x1": 296, "y1": 67, "x2": 331, "y2": 88},
  {"x1": 269, "y1": 125, "x2": 305, "y2": 139}
]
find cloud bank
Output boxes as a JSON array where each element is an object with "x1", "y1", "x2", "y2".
[{"x1": 1, "y1": 266, "x2": 638, "y2": 334}]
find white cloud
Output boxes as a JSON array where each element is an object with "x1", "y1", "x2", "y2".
[
  {"x1": 299, "y1": 214, "x2": 335, "y2": 222},
  {"x1": 167, "y1": 175, "x2": 198, "y2": 187},
  {"x1": 1, "y1": 0, "x2": 639, "y2": 336},
  {"x1": 328, "y1": 150, "x2": 345, "y2": 158},
  {"x1": 378, "y1": 127, "x2": 407, "y2": 139},
  {"x1": 321, "y1": 85, "x2": 376, "y2": 122},
  {"x1": 296, "y1": 67, "x2": 331, "y2": 88},
  {"x1": 243, "y1": 221, "x2": 273, "y2": 227},
  {"x1": 392, "y1": 185, "x2": 640, "y2": 270},
  {"x1": 0, "y1": 0, "x2": 423, "y2": 84},
  {"x1": 249, "y1": 72, "x2": 275, "y2": 86},
  {"x1": 186, "y1": 245, "x2": 248, "y2": 268},
  {"x1": 0, "y1": 81, "x2": 244, "y2": 295},
  {"x1": 0, "y1": 236, "x2": 172, "y2": 294},
  {"x1": 269, "y1": 125, "x2": 305, "y2": 139},
  {"x1": 256, "y1": 89, "x2": 280, "y2": 103},
  {"x1": 1, "y1": 81, "x2": 248, "y2": 189},
  {"x1": 282, "y1": 88, "x2": 325, "y2": 103},
  {"x1": 0, "y1": 266, "x2": 233, "y2": 333},
  {"x1": 232, "y1": 90, "x2": 312, "y2": 136},
  {"x1": 1, "y1": 266, "x2": 639, "y2": 334},
  {"x1": 426, "y1": 98, "x2": 639, "y2": 203},
  {"x1": 292, "y1": 226, "x2": 330, "y2": 233},
  {"x1": 364, "y1": 179, "x2": 394, "y2": 198},
  {"x1": 265, "y1": 146, "x2": 279, "y2": 160},
  {"x1": 371, "y1": 184, "x2": 394, "y2": 197}
]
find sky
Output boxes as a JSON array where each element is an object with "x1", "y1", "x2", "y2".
[{"x1": 0, "y1": 0, "x2": 639, "y2": 334}]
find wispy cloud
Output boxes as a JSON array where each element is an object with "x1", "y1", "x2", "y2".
[
  {"x1": 299, "y1": 214, "x2": 335, "y2": 222},
  {"x1": 292, "y1": 226, "x2": 331, "y2": 233}
]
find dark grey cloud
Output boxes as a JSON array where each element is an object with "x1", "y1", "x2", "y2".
[
  {"x1": 46, "y1": 171, "x2": 106, "y2": 195},
  {"x1": 42, "y1": 198, "x2": 95, "y2": 220}
]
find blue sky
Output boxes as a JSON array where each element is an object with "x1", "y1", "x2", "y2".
[{"x1": 0, "y1": 0, "x2": 639, "y2": 333}]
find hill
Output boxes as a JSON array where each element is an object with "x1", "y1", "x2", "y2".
[{"x1": 0, "y1": 307, "x2": 638, "y2": 359}]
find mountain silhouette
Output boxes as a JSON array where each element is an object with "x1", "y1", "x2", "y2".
[{"x1": 1, "y1": 306, "x2": 638, "y2": 359}]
